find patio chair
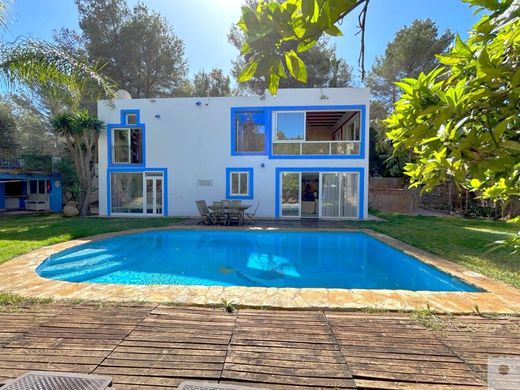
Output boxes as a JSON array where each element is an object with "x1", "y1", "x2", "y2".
[
  {"x1": 211, "y1": 201, "x2": 228, "y2": 225},
  {"x1": 245, "y1": 202, "x2": 260, "y2": 225},
  {"x1": 196, "y1": 200, "x2": 215, "y2": 225}
]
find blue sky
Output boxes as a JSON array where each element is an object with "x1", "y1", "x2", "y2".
[{"x1": 2, "y1": 0, "x2": 480, "y2": 83}]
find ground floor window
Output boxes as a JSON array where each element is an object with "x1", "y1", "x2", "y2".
[
  {"x1": 110, "y1": 170, "x2": 165, "y2": 215},
  {"x1": 226, "y1": 168, "x2": 253, "y2": 200},
  {"x1": 111, "y1": 172, "x2": 144, "y2": 214}
]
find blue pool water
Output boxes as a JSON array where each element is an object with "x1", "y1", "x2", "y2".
[{"x1": 36, "y1": 230, "x2": 480, "y2": 291}]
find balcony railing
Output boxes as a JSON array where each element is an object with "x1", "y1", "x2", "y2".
[
  {"x1": 0, "y1": 154, "x2": 25, "y2": 169},
  {"x1": 272, "y1": 141, "x2": 361, "y2": 156}
]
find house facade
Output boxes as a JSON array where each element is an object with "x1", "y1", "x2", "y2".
[{"x1": 97, "y1": 88, "x2": 370, "y2": 219}]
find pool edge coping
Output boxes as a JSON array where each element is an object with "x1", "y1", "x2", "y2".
[{"x1": 1, "y1": 224, "x2": 519, "y2": 314}]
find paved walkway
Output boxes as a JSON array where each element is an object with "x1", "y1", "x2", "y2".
[{"x1": 1, "y1": 303, "x2": 519, "y2": 389}]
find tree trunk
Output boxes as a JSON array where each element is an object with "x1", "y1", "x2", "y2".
[{"x1": 502, "y1": 196, "x2": 520, "y2": 220}]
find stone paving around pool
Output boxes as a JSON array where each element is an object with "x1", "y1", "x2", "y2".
[{"x1": 1, "y1": 226, "x2": 520, "y2": 314}]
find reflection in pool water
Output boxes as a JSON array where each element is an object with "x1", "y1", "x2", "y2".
[{"x1": 36, "y1": 230, "x2": 480, "y2": 291}]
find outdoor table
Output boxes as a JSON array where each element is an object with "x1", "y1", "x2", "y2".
[{"x1": 208, "y1": 204, "x2": 251, "y2": 225}]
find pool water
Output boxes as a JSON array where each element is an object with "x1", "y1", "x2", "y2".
[{"x1": 36, "y1": 230, "x2": 480, "y2": 291}]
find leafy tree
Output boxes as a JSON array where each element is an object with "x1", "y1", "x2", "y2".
[
  {"x1": 386, "y1": 0, "x2": 519, "y2": 201},
  {"x1": 367, "y1": 20, "x2": 453, "y2": 177},
  {"x1": 191, "y1": 69, "x2": 231, "y2": 97},
  {"x1": 236, "y1": 0, "x2": 367, "y2": 94},
  {"x1": 6, "y1": 94, "x2": 60, "y2": 155},
  {"x1": 75, "y1": 0, "x2": 188, "y2": 98},
  {"x1": 52, "y1": 111, "x2": 104, "y2": 216},
  {"x1": 0, "y1": 102, "x2": 17, "y2": 154},
  {"x1": 367, "y1": 19, "x2": 453, "y2": 113},
  {"x1": 230, "y1": 1, "x2": 353, "y2": 94}
]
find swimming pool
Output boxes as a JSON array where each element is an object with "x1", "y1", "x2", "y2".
[{"x1": 36, "y1": 230, "x2": 479, "y2": 292}]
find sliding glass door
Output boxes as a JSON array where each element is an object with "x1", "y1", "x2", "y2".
[
  {"x1": 280, "y1": 172, "x2": 301, "y2": 217},
  {"x1": 319, "y1": 172, "x2": 359, "y2": 218}
]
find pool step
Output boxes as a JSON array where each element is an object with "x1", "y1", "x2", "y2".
[
  {"x1": 39, "y1": 253, "x2": 121, "y2": 274},
  {"x1": 45, "y1": 247, "x2": 110, "y2": 266},
  {"x1": 45, "y1": 260, "x2": 128, "y2": 282},
  {"x1": 38, "y1": 238, "x2": 160, "y2": 283},
  {"x1": 38, "y1": 244, "x2": 145, "y2": 280}
]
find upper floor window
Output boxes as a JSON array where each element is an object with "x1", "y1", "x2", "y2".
[
  {"x1": 125, "y1": 113, "x2": 137, "y2": 125},
  {"x1": 272, "y1": 109, "x2": 361, "y2": 156},
  {"x1": 112, "y1": 128, "x2": 143, "y2": 164},
  {"x1": 233, "y1": 110, "x2": 266, "y2": 154}
]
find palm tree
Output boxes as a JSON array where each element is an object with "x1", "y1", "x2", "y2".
[
  {"x1": 0, "y1": 1, "x2": 114, "y2": 104},
  {"x1": 52, "y1": 111, "x2": 104, "y2": 216}
]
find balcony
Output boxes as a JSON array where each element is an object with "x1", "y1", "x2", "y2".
[
  {"x1": 272, "y1": 140, "x2": 361, "y2": 156},
  {"x1": 0, "y1": 154, "x2": 25, "y2": 169}
]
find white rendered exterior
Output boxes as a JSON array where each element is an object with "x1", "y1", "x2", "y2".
[{"x1": 97, "y1": 88, "x2": 370, "y2": 219}]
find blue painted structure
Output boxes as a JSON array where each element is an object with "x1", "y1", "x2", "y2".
[{"x1": 0, "y1": 172, "x2": 62, "y2": 212}]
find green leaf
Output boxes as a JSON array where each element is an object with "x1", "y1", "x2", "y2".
[
  {"x1": 284, "y1": 50, "x2": 307, "y2": 82},
  {"x1": 470, "y1": 178, "x2": 482, "y2": 189},
  {"x1": 302, "y1": 0, "x2": 319, "y2": 22},
  {"x1": 267, "y1": 72, "x2": 280, "y2": 96},
  {"x1": 502, "y1": 141, "x2": 520, "y2": 152},
  {"x1": 394, "y1": 81, "x2": 414, "y2": 95},
  {"x1": 240, "y1": 6, "x2": 258, "y2": 32},
  {"x1": 238, "y1": 60, "x2": 258, "y2": 82},
  {"x1": 324, "y1": 24, "x2": 343, "y2": 37},
  {"x1": 296, "y1": 39, "x2": 317, "y2": 53}
]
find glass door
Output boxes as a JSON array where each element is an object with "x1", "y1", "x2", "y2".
[
  {"x1": 319, "y1": 172, "x2": 359, "y2": 218},
  {"x1": 280, "y1": 172, "x2": 301, "y2": 217},
  {"x1": 144, "y1": 172, "x2": 164, "y2": 215}
]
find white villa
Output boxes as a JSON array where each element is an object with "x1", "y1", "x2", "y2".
[{"x1": 97, "y1": 88, "x2": 370, "y2": 220}]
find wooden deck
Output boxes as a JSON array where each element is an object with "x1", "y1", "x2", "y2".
[{"x1": 0, "y1": 303, "x2": 519, "y2": 389}]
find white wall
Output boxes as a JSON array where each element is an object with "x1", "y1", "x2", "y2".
[{"x1": 97, "y1": 88, "x2": 370, "y2": 219}]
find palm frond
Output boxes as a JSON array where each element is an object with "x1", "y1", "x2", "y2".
[{"x1": 0, "y1": 38, "x2": 115, "y2": 104}]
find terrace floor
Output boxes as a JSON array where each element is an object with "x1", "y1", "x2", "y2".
[{"x1": 1, "y1": 303, "x2": 519, "y2": 389}]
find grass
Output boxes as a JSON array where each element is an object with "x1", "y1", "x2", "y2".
[
  {"x1": 0, "y1": 292, "x2": 53, "y2": 311},
  {"x1": 0, "y1": 213, "x2": 181, "y2": 266},
  {"x1": 363, "y1": 211, "x2": 520, "y2": 289},
  {"x1": 0, "y1": 211, "x2": 518, "y2": 288}
]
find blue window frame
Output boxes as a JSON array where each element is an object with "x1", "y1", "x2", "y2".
[
  {"x1": 107, "y1": 109, "x2": 146, "y2": 167},
  {"x1": 230, "y1": 105, "x2": 366, "y2": 159},
  {"x1": 106, "y1": 167, "x2": 168, "y2": 216},
  {"x1": 226, "y1": 167, "x2": 254, "y2": 200},
  {"x1": 230, "y1": 108, "x2": 267, "y2": 155}
]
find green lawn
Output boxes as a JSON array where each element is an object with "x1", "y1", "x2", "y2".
[
  {"x1": 0, "y1": 212, "x2": 518, "y2": 289},
  {"x1": 0, "y1": 214, "x2": 180, "y2": 265},
  {"x1": 364, "y1": 212, "x2": 519, "y2": 289}
]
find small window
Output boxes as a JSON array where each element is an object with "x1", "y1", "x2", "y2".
[
  {"x1": 226, "y1": 168, "x2": 253, "y2": 199},
  {"x1": 275, "y1": 112, "x2": 305, "y2": 141},
  {"x1": 126, "y1": 113, "x2": 137, "y2": 125},
  {"x1": 234, "y1": 111, "x2": 265, "y2": 153},
  {"x1": 231, "y1": 172, "x2": 248, "y2": 196},
  {"x1": 112, "y1": 128, "x2": 143, "y2": 164}
]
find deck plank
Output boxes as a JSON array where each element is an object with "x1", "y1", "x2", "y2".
[{"x1": 0, "y1": 305, "x2": 516, "y2": 388}]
